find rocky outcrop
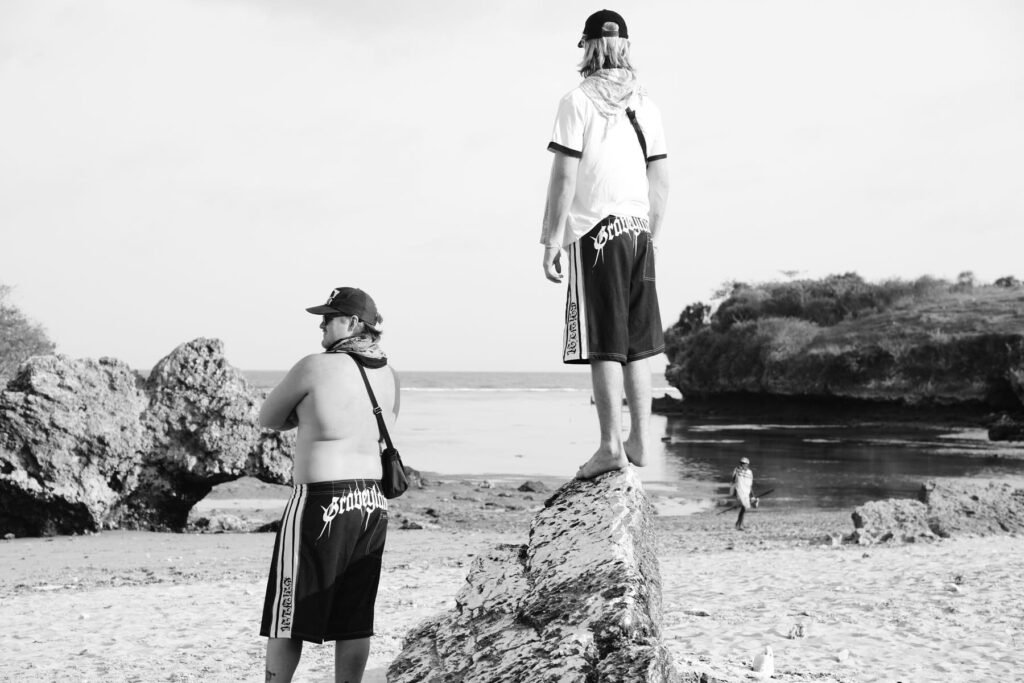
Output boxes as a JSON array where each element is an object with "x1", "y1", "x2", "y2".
[
  {"x1": 665, "y1": 276, "x2": 1024, "y2": 413},
  {"x1": 668, "y1": 331, "x2": 1024, "y2": 410},
  {"x1": 651, "y1": 393, "x2": 685, "y2": 414},
  {"x1": 388, "y1": 467, "x2": 692, "y2": 683},
  {"x1": 849, "y1": 480, "x2": 1024, "y2": 543},
  {"x1": 0, "y1": 356, "x2": 152, "y2": 536},
  {"x1": 988, "y1": 414, "x2": 1024, "y2": 442},
  {"x1": 920, "y1": 480, "x2": 1024, "y2": 537},
  {"x1": 849, "y1": 499, "x2": 934, "y2": 543},
  {"x1": 0, "y1": 339, "x2": 293, "y2": 536},
  {"x1": 989, "y1": 367, "x2": 1024, "y2": 441}
]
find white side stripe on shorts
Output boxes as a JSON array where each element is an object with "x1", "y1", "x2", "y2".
[
  {"x1": 269, "y1": 484, "x2": 306, "y2": 638},
  {"x1": 563, "y1": 242, "x2": 589, "y2": 362}
]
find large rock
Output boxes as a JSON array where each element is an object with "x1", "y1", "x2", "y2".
[
  {"x1": 1009, "y1": 365, "x2": 1024, "y2": 407},
  {"x1": 0, "y1": 356, "x2": 151, "y2": 536},
  {"x1": 0, "y1": 339, "x2": 293, "y2": 536},
  {"x1": 849, "y1": 480, "x2": 1024, "y2": 543},
  {"x1": 667, "y1": 321, "x2": 1024, "y2": 411},
  {"x1": 920, "y1": 480, "x2": 1024, "y2": 537},
  {"x1": 988, "y1": 414, "x2": 1024, "y2": 442},
  {"x1": 388, "y1": 468, "x2": 691, "y2": 683},
  {"x1": 989, "y1": 366, "x2": 1024, "y2": 441},
  {"x1": 850, "y1": 499, "x2": 934, "y2": 543}
]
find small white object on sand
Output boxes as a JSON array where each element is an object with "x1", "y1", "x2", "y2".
[{"x1": 752, "y1": 645, "x2": 774, "y2": 679}]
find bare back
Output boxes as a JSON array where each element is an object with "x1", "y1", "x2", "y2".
[{"x1": 260, "y1": 353, "x2": 400, "y2": 485}]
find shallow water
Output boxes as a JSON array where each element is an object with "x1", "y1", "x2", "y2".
[
  {"x1": 660, "y1": 417, "x2": 1024, "y2": 509},
  {"x1": 390, "y1": 389, "x2": 1024, "y2": 510},
  {"x1": 246, "y1": 370, "x2": 1024, "y2": 510}
]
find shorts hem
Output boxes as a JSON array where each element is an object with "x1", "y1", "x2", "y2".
[
  {"x1": 329, "y1": 630, "x2": 375, "y2": 641},
  {"x1": 626, "y1": 346, "x2": 665, "y2": 362},
  {"x1": 561, "y1": 347, "x2": 665, "y2": 365},
  {"x1": 261, "y1": 630, "x2": 374, "y2": 644},
  {"x1": 565, "y1": 352, "x2": 628, "y2": 365}
]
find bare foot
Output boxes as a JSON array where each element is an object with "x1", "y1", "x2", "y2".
[
  {"x1": 575, "y1": 448, "x2": 628, "y2": 480},
  {"x1": 623, "y1": 434, "x2": 648, "y2": 467}
]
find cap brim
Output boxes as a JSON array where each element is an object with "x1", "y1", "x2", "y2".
[{"x1": 305, "y1": 305, "x2": 337, "y2": 315}]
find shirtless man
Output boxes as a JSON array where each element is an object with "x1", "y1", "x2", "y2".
[{"x1": 258, "y1": 286, "x2": 399, "y2": 683}]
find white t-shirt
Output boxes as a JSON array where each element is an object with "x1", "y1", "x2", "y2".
[{"x1": 544, "y1": 83, "x2": 668, "y2": 248}]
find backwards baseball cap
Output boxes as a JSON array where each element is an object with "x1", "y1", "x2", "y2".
[
  {"x1": 578, "y1": 9, "x2": 628, "y2": 47},
  {"x1": 306, "y1": 287, "x2": 382, "y2": 332}
]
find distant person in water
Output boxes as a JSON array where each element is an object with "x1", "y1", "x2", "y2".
[
  {"x1": 539, "y1": 9, "x2": 670, "y2": 480},
  {"x1": 730, "y1": 457, "x2": 754, "y2": 530},
  {"x1": 258, "y1": 286, "x2": 399, "y2": 683}
]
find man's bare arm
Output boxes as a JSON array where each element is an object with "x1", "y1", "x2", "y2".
[
  {"x1": 259, "y1": 355, "x2": 318, "y2": 431},
  {"x1": 391, "y1": 367, "x2": 401, "y2": 418},
  {"x1": 646, "y1": 158, "x2": 669, "y2": 242},
  {"x1": 541, "y1": 152, "x2": 580, "y2": 283}
]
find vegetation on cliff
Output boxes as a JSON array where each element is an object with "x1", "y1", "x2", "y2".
[
  {"x1": 665, "y1": 273, "x2": 1024, "y2": 409},
  {"x1": 0, "y1": 283, "x2": 55, "y2": 383}
]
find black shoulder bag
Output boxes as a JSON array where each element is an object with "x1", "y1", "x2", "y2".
[{"x1": 354, "y1": 363, "x2": 410, "y2": 499}]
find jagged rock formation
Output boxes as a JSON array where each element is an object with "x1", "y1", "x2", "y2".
[
  {"x1": 0, "y1": 339, "x2": 293, "y2": 536},
  {"x1": 668, "y1": 332, "x2": 1024, "y2": 409},
  {"x1": 665, "y1": 280, "x2": 1024, "y2": 413},
  {"x1": 849, "y1": 499, "x2": 934, "y2": 543},
  {"x1": 920, "y1": 480, "x2": 1024, "y2": 537},
  {"x1": 849, "y1": 480, "x2": 1024, "y2": 543},
  {"x1": 388, "y1": 468, "x2": 693, "y2": 683},
  {"x1": 989, "y1": 367, "x2": 1024, "y2": 441},
  {"x1": 988, "y1": 414, "x2": 1024, "y2": 442}
]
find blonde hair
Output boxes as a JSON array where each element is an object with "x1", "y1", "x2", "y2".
[{"x1": 578, "y1": 37, "x2": 634, "y2": 77}]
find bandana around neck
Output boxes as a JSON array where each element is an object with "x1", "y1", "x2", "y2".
[
  {"x1": 325, "y1": 334, "x2": 388, "y2": 368},
  {"x1": 579, "y1": 68, "x2": 644, "y2": 118}
]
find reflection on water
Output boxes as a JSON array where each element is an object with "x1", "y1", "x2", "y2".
[
  {"x1": 660, "y1": 417, "x2": 1024, "y2": 510},
  {"x1": 388, "y1": 387, "x2": 1024, "y2": 511}
]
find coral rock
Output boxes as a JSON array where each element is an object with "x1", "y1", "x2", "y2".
[
  {"x1": 849, "y1": 480, "x2": 1024, "y2": 543},
  {"x1": 388, "y1": 468, "x2": 693, "y2": 682},
  {"x1": 0, "y1": 339, "x2": 293, "y2": 536},
  {"x1": 920, "y1": 480, "x2": 1024, "y2": 537},
  {"x1": 850, "y1": 498, "x2": 934, "y2": 542}
]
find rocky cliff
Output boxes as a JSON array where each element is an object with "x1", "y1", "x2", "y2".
[
  {"x1": 0, "y1": 339, "x2": 292, "y2": 536},
  {"x1": 387, "y1": 468, "x2": 697, "y2": 683},
  {"x1": 666, "y1": 280, "x2": 1024, "y2": 414}
]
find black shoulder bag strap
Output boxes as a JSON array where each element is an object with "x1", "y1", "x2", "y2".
[
  {"x1": 625, "y1": 107, "x2": 648, "y2": 163},
  {"x1": 354, "y1": 362, "x2": 394, "y2": 452}
]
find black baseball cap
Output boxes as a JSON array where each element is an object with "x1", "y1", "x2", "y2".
[
  {"x1": 306, "y1": 287, "x2": 382, "y2": 331},
  {"x1": 578, "y1": 9, "x2": 628, "y2": 47}
]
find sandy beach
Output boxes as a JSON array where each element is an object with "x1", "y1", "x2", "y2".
[{"x1": 2, "y1": 475, "x2": 1022, "y2": 682}]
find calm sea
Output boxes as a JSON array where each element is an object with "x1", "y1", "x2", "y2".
[{"x1": 244, "y1": 370, "x2": 1024, "y2": 511}]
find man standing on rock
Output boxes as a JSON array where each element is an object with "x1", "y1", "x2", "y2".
[
  {"x1": 540, "y1": 9, "x2": 670, "y2": 480},
  {"x1": 258, "y1": 286, "x2": 399, "y2": 683}
]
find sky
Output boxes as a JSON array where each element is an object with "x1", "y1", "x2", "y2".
[{"x1": 1, "y1": 0, "x2": 1022, "y2": 372}]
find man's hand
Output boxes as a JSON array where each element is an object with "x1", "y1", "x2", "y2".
[{"x1": 543, "y1": 245, "x2": 563, "y2": 283}]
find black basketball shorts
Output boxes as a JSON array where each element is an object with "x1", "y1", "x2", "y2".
[
  {"x1": 562, "y1": 215, "x2": 665, "y2": 364},
  {"x1": 260, "y1": 480, "x2": 388, "y2": 643}
]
